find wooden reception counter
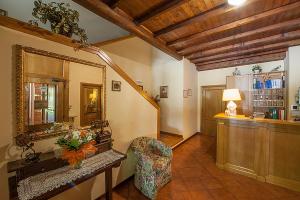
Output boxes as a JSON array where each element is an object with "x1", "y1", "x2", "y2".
[{"x1": 215, "y1": 113, "x2": 300, "y2": 192}]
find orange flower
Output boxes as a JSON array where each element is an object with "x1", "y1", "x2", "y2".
[{"x1": 62, "y1": 141, "x2": 97, "y2": 167}]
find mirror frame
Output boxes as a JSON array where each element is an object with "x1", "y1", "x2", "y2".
[{"x1": 15, "y1": 45, "x2": 106, "y2": 140}]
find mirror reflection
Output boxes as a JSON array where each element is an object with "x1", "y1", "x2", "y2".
[{"x1": 17, "y1": 46, "x2": 106, "y2": 140}]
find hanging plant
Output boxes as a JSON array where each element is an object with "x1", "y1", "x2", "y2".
[{"x1": 31, "y1": 0, "x2": 88, "y2": 44}]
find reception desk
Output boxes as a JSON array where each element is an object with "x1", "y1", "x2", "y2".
[{"x1": 215, "y1": 113, "x2": 300, "y2": 192}]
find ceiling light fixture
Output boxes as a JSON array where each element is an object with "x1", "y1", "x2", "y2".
[{"x1": 228, "y1": 0, "x2": 246, "y2": 6}]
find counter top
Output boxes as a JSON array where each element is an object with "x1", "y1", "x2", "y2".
[{"x1": 214, "y1": 113, "x2": 300, "y2": 126}]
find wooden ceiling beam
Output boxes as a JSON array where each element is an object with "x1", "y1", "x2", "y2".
[
  {"x1": 188, "y1": 29, "x2": 300, "y2": 59},
  {"x1": 154, "y1": 0, "x2": 258, "y2": 37},
  {"x1": 134, "y1": 0, "x2": 189, "y2": 25},
  {"x1": 195, "y1": 48, "x2": 287, "y2": 66},
  {"x1": 196, "y1": 52, "x2": 286, "y2": 71},
  {"x1": 102, "y1": 0, "x2": 121, "y2": 9},
  {"x1": 168, "y1": 1, "x2": 300, "y2": 49},
  {"x1": 191, "y1": 39, "x2": 300, "y2": 63},
  {"x1": 179, "y1": 18, "x2": 300, "y2": 56},
  {"x1": 72, "y1": 0, "x2": 182, "y2": 60}
]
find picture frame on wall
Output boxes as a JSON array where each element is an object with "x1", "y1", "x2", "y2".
[
  {"x1": 112, "y1": 80, "x2": 121, "y2": 91},
  {"x1": 188, "y1": 89, "x2": 192, "y2": 96},
  {"x1": 160, "y1": 86, "x2": 168, "y2": 98},
  {"x1": 183, "y1": 90, "x2": 188, "y2": 98}
]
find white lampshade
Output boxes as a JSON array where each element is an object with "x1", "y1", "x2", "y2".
[
  {"x1": 223, "y1": 89, "x2": 241, "y2": 101},
  {"x1": 228, "y1": 0, "x2": 246, "y2": 6}
]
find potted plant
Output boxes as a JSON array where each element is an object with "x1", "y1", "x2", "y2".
[
  {"x1": 252, "y1": 65, "x2": 262, "y2": 74},
  {"x1": 56, "y1": 129, "x2": 97, "y2": 169},
  {"x1": 31, "y1": 0, "x2": 88, "y2": 44}
]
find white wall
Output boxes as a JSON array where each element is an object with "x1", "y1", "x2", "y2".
[
  {"x1": 183, "y1": 59, "x2": 198, "y2": 139},
  {"x1": 152, "y1": 48, "x2": 184, "y2": 135},
  {"x1": 197, "y1": 60, "x2": 284, "y2": 132},
  {"x1": 0, "y1": 26, "x2": 157, "y2": 200},
  {"x1": 101, "y1": 37, "x2": 153, "y2": 94},
  {"x1": 287, "y1": 45, "x2": 300, "y2": 119}
]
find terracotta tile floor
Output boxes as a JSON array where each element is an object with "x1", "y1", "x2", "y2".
[{"x1": 104, "y1": 134, "x2": 300, "y2": 200}]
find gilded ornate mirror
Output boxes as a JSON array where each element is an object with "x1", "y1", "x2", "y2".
[{"x1": 16, "y1": 45, "x2": 106, "y2": 140}]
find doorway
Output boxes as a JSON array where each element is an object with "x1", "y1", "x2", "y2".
[{"x1": 201, "y1": 85, "x2": 226, "y2": 136}]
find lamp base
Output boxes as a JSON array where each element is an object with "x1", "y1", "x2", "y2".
[{"x1": 226, "y1": 100, "x2": 237, "y2": 116}]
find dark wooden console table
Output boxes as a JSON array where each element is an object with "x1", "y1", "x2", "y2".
[{"x1": 7, "y1": 149, "x2": 126, "y2": 200}]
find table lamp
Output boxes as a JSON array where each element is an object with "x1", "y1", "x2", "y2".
[{"x1": 222, "y1": 89, "x2": 241, "y2": 116}]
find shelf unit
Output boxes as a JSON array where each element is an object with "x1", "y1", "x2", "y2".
[{"x1": 252, "y1": 71, "x2": 286, "y2": 120}]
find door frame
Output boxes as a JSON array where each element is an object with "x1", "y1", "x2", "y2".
[{"x1": 201, "y1": 85, "x2": 226, "y2": 134}]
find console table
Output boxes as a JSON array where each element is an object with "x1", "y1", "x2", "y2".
[{"x1": 7, "y1": 149, "x2": 126, "y2": 200}]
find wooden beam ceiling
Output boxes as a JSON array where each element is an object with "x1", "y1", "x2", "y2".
[
  {"x1": 72, "y1": 0, "x2": 182, "y2": 60},
  {"x1": 192, "y1": 39, "x2": 300, "y2": 63},
  {"x1": 196, "y1": 52, "x2": 286, "y2": 71},
  {"x1": 134, "y1": 0, "x2": 190, "y2": 25},
  {"x1": 179, "y1": 18, "x2": 300, "y2": 56},
  {"x1": 188, "y1": 30, "x2": 300, "y2": 60},
  {"x1": 196, "y1": 49, "x2": 288, "y2": 66},
  {"x1": 168, "y1": 1, "x2": 300, "y2": 49},
  {"x1": 70, "y1": 0, "x2": 300, "y2": 71},
  {"x1": 154, "y1": 0, "x2": 259, "y2": 37}
]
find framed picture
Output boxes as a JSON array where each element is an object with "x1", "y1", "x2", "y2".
[
  {"x1": 188, "y1": 89, "x2": 192, "y2": 96},
  {"x1": 183, "y1": 90, "x2": 188, "y2": 98},
  {"x1": 160, "y1": 86, "x2": 168, "y2": 98},
  {"x1": 112, "y1": 80, "x2": 121, "y2": 91},
  {"x1": 0, "y1": 9, "x2": 7, "y2": 16}
]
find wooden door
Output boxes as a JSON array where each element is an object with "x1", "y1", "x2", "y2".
[
  {"x1": 80, "y1": 83, "x2": 102, "y2": 127},
  {"x1": 201, "y1": 85, "x2": 226, "y2": 136}
]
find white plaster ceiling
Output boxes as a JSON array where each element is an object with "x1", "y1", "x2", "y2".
[{"x1": 0, "y1": 0, "x2": 130, "y2": 43}]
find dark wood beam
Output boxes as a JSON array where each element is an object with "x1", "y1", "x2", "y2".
[
  {"x1": 179, "y1": 18, "x2": 300, "y2": 56},
  {"x1": 72, "y1": 0, "x2": 182, "y2": 60},
  {"x1": 191, "y1": 39, "x2": 300, "y2": 63},
  {"x1": 102, "y1": 0, "x2": 121, "y2": 9},
  {"x1": 168, "y1": 1, "x2": 300, "y2": 49},
  {"x1": 196, "y1": 52, "x2": 286, "y2": 71},
  {"x1": 188, "y1": 29, "x2": 300, "y2": 59},
  {"x1": 195, "y1": 49, "x2": 287, "y2": 66},
  {"x1": 134, "y1": 0, "x2": 189, "y2": 25},
  {"x1": 154, "y1": 0, "x2": 258, "y2": 37}
]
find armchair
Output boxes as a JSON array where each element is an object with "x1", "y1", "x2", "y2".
[{"x1": 130, "y1": 137, "x2": 173, "y2": 199}]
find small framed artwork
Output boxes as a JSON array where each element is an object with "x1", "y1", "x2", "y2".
[
  {"x1": 0, "y1": 9, "x2": 7, "y2": 16},
  {"x1": 188, "y1": 89, "x2": 192, "y2": 96},
  {"x1": 160, "y1": 86, "x2": 168, "y2": 98},
  {"x1": 112, "y1": 80, "x2": 121, "y2": 91},
  {"x1": 183, "y1": 90, "x2": 188, "y2": 98}
]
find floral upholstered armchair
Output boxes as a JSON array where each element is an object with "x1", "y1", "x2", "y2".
[{"x1": 130, "y1": 137, "x2": 173, "y2": 200}]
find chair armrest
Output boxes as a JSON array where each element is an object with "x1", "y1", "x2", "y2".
[{"x1": 150, "y1": 140, "x2": 173, "y2": 158}]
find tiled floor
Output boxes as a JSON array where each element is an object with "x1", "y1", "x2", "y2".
[
  {"x1": 158, "y1": 132, "x2": 183, "y2": 147},
  {"x1": 104, "y1": 134, "x2": 300, "y2": 200}
]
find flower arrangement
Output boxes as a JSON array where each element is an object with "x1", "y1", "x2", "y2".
[{"x1": 56, "y1": 129, "x2": 97, "y2": 168}]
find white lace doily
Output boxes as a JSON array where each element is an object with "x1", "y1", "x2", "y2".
[{"x1": 17, "y1": 150, "x2": 125, "y2": 200}]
